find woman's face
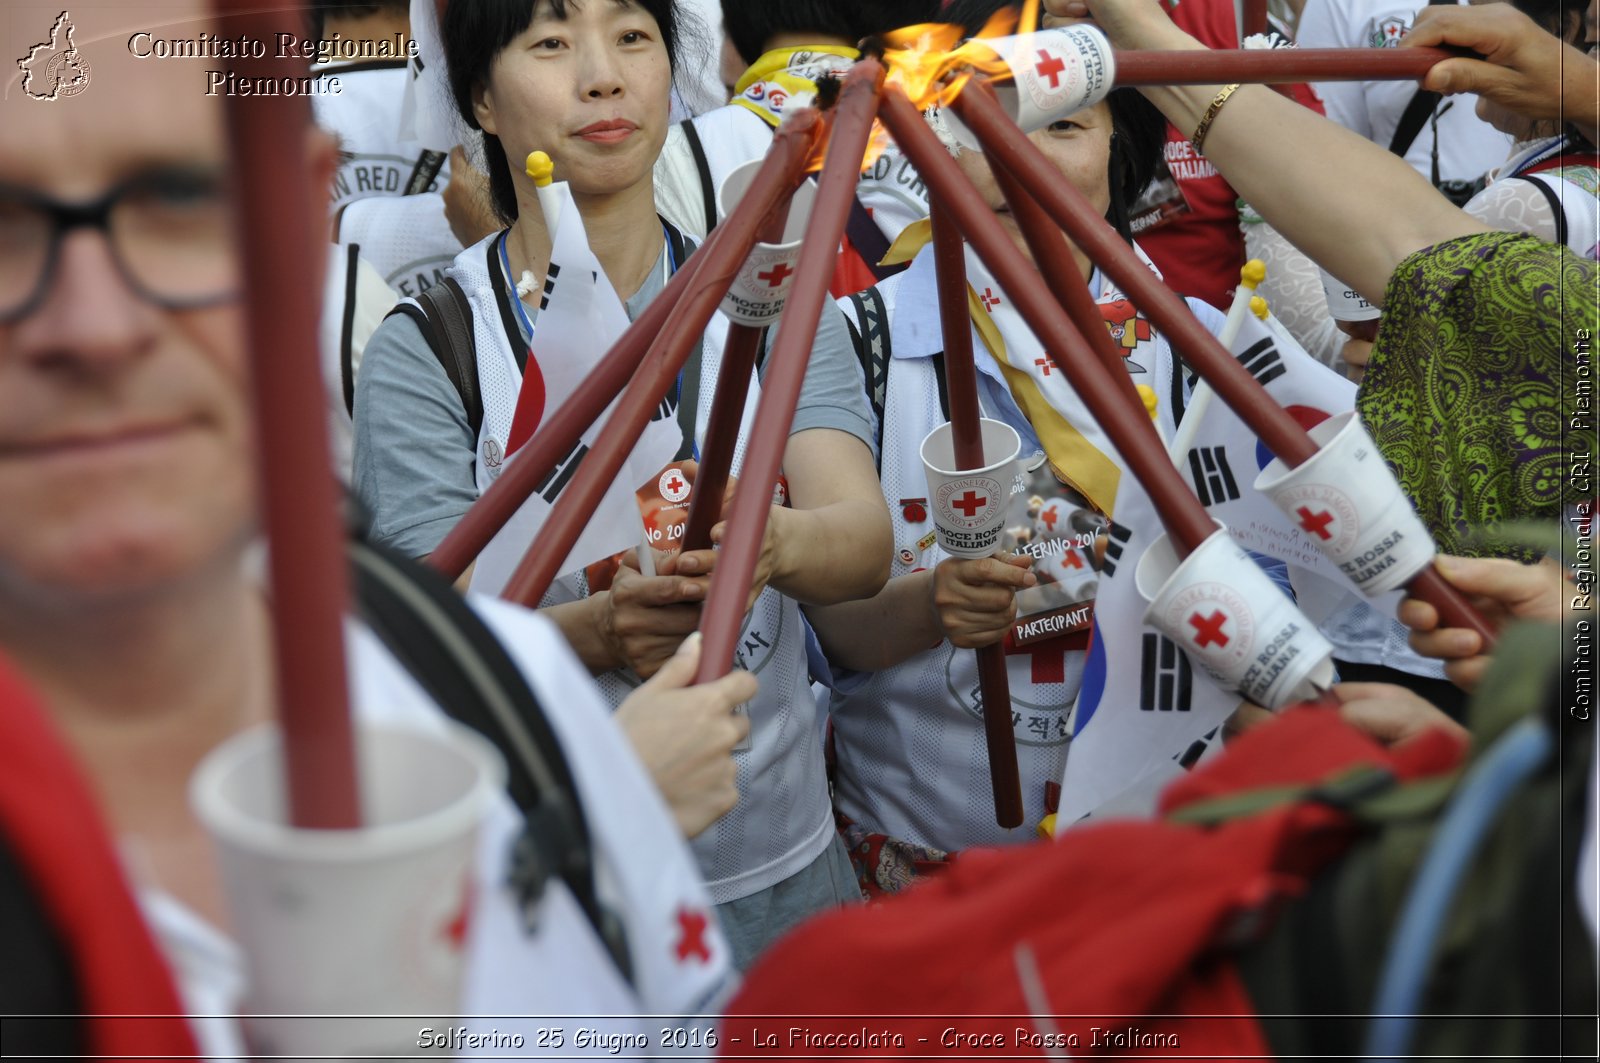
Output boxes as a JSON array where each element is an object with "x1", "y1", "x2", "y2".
[
  {"x1": 955, "y1": 99, "x2": 1114, "y2": 268},
  {"x1": 474, "y1": 0, "x2": 673, "y2": 201}
]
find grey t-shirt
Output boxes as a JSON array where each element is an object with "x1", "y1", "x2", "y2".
[{"x1": 352, "y1": 240, "x2": 876, "y2": 556}]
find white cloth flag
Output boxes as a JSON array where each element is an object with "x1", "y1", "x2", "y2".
[
  {"x1": 470, "y1": 183, "x2": 683, "y2": 596},
  {"x1": 966, "y1": 252, "x2": 1361, "y2": 827}
]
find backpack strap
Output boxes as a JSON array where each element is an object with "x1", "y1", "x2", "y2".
[
  {"x1": 1387, "y1": 0, "x2": 1455, "y2": 160},
  {"x1": 845, "y1": 195, "x2": 909, "y2": 284},
  {"x1": 385, "y1": 276, "x2": 483, "y2": 439},
  {"x1": 843, "y1": 286, "x2": 891, "y2": 463},
  {"x1": 348, "y1": 539, "x2": 634, "y2": 984},
  {"x1": 679, "y1": 119, "x2": 719, "y2": 235},
  {"x1": 339, "y1": 242, "x2": 362, "y2": 417}
]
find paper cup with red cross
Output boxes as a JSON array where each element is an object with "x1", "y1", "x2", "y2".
[
  {"x1": 192, "y1": 721, "x2": 505, "y2": 1059},
  {"x1": 921, "y1": 419, "x2": 1022, "y2": 559},
  {"x1": 1136, "y1": 525, "x2": 1337, "y2": 709},
  {"x1": 946, "y1": 24, "x2": 1116, "y2": 149},
  {"x1": 716, "y1": 158, "x2": 818, "y2": 327},
  {"x1": 1254, "y1": 411, "x2": 1436, "y2": 596}
]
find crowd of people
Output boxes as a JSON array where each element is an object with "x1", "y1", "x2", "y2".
[{"x1": 0, "y1": 0, "x2": 1594, "y2": 1056}]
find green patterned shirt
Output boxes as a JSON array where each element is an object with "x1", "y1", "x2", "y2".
[{"x1": 1357, "y1": 232, "x2": 1599, "y2": 558}]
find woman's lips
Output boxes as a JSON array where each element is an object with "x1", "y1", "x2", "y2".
[{"x1": 575, "y1": 119, "x2": 638, "y2": 144}]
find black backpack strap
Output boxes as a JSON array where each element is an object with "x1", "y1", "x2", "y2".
[
  {"x1": 348, "y1": 539, "x2": 633, "y2": 985},
  {"x1": 844, "y1": 286, "x2": 891, "y2": 462},
  {"x1": 384, "y1": 276, "x2": 483, "y2": 438},
  {"x1": 679, "y1": 118, "x2": 720, "y2": 234},
  {"x1": 1387, "y1": 0, "x2": 1454, "y2": 159},
  {"x1": 339, "y1": 242, "x2": 362, "y2": 417}
]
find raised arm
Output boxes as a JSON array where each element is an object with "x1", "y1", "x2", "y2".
[{"x1": 1044, "y1": 0, "x2": 1490, "y2": 303}]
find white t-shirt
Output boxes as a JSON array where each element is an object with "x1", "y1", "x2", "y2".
[
  {"x1": 141, "y1": 603, "x2": 735, "y2": 1059},
  {"x1": 1297, "y1": 0, "x2": 1510, "y2": 185}
]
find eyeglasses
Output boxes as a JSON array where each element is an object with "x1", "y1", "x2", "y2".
[{"x1": 0, "y1": 168, "x2": 240, "y2": 323}]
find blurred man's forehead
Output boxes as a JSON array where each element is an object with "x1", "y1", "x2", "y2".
[{"x1": 2, "y1": 4, "x2": 230, "y2": 194}]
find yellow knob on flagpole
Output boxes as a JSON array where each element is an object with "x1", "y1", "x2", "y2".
[
  {"x1": 1036, "y1": 813, "x2": 1057, "y2": 839},
  {"x1": 1136, "y1": 384, "x2": 1160, "y2": 421},
  {"x1": 1241, "y1": 259, "x2": 1266, "y2": 291},
  {"x1": 525, "y1": 151, "x2": 554, "y2": 187},
  {"x1": 1250, "y1": 295, "x2": 1269, "y2": 320}
]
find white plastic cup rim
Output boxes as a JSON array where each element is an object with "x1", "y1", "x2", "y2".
[
  {"x1": 920, "y1": 419, "x2": 1022, "y2": 477},
  {"x1": 190, "y1": 721, "x2": 506, "y2": 863}
]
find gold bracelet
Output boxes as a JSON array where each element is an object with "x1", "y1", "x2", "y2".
[{"x1": 1191, "y1": 83, "x2": 1242, "y2": 153}]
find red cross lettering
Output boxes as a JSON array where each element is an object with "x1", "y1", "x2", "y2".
[
  {"x1": 980, "y1": 288, "x2": 1002, "y2": 311},
  {"x1": 1035, "y1": 358, "x2": 1054, "y2": 376},
  {"x1": 1297, "y1": 506, "x2": 1336, "y2": 541},
  {"x1": 1040, "y1": 505, "x2": 1059, "y2": 531},
  {"x1": 756, "y1": 262, "x2": 793, "y2": 288},
  {"x1": 1034, "y1": 49, "x2": 1067, "y2": 89},
  {"x1": 665, "y1": 475, "x2": 686, "y2": 495},
  {"x1": 1189, "y1": 610, "x2": 1230, "y2": 649},
  {"x1": 674, "y1": 907, "x2": 712, "y2": 965},
  {"x1": 952, "y1": 490, "x2": 988, "y2": 517}
]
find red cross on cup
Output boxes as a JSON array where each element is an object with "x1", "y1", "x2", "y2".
[
  {"x1": 953, "y1": 490, "x2": 988, "y2": 518},
  {"x1": 756, "y1": 262, "x2": 793, "y2": 288},
  {"x1": 1189, "y1": 609, "x2": 1231, "y2": 649},
  {"x1": 1296, "y1": 506, "x2": 1335, "y2": 541},
  {"x1": 1034, "y1": 49, "x2": 1067, "y2": 89}
]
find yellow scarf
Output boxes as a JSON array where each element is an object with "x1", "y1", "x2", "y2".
[{"x1": 732, "y1": 45, "x2": 859, "y2": 127}]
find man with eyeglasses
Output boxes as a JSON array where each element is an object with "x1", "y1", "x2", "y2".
[{"x1": 0, "y1": 3, "x2": 746, "y2": 1051}]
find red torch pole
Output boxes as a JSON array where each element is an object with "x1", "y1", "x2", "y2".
[
  {"x1": 429, "y1": 109, "x2": 822, "y2": 581},
  {"x1": 218, "y1": 0, "x2": 358, "y2": 828},
  {"x1": 681, "y1": 205, "x2": 794, "y2": 553},
  {"x1": 951, "y1": 81, "x2": 1497, "y2": 647},
  {"x1": 930, "y1": 197, "x2": 1025, "y2": 829},
  {"x1": 500, "y1": 127, "x2": 819, "y2": 607},
  {"x1": 1113, "y1": 46, "x2": 1453, "y2": 85},
  {"x1": 695, "y1": 59, "x2": 887, "y2": 684},
  {"x1": 879, "y1": 87, "x2": 1218, "y2": 558}
]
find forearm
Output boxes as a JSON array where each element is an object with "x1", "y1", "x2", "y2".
[
  {"x1": 1129, "y1": 29, "x2": 1487, "y2": 303},
  {"x1": 768, "y1": 500, "x2": 893, "y2": 605},
  {"x1": 805, "y1": 570, "x2": 945, "y2": 673}
]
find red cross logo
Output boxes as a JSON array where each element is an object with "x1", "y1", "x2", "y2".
[
  {"x1": 441, "y1": 878, "x2": 473, "y2": 951},
  {"x1": 1040, "y1": 504, "x2": 1059, "y2": 531},
  {"x1": 1035, "y1": 358, "x2": 1054, "y2": 377},
  {"x1": 674, "y1": 907, "x2": 712, "y2": 965},
  {"x1": 953, "y1": 490, "x2": 988, "y2": 518},
  {"x1": 1060, "y1": 548, "x2": 1084, "y2": 570},
  {"x1": 1034, "y1": 49, "x2": 1067, "y2": 89},
  {"x1": 980, "y1": 288, "x2": 1002, "y2": 311},
  {"x1": 1297, "y1": 506, "x2": 1336, "y2": 541},
  {"x1": 665, "y1": 475, "x2": 686, "y2": 496},
  {"x1": 756, "y1": 262, "x2": 793, "y2": 288},
  {"x1": 1189, "y1": 610, "x2": 1231, "y2": 649}
]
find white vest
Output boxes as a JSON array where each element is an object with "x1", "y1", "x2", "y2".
[
  {"x1": 828, "y1": 258, "x2": 1105, "y2": 850},
  {"x1": 424, "y1": 235, "x2": 835, "y2": 906}
]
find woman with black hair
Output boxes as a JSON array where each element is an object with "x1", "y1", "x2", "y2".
[{"x1": 352, "y1": 0, "x2": 892, "y2": 970}]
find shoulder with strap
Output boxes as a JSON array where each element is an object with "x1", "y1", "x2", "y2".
[
  {"x1": 841, "y1": 286, "x2": 892, "y2": 464},
  {"x1": 1386, "y1": 0, "x2": 1455, "y2": 160},
  {"x1": 385, "y1": 276, "x2": 482, "y2": 438},
  {"x1": 678, "y1": 118, "x2": 719, "y2": 236},
  {"x1": 348, "y1": 538, "x2": 634, "y2": 984}
]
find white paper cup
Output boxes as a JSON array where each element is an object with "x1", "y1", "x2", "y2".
[
  {"x1": 921, "y1": 419, "x2": 1022, "y2": 559},
  {"x1": 191, "y1": 721, "x2": 506, "y2": 1060},
  {"x1": 1136, "y1": 526, "x2": 1336, "y2": 709},
  {"x1": 947, "y1": 25, "x2": 1116, "y2": 148},
  {"x1": 1254, "y1": 411, "x2": 1435, "y2": 596},
  {"x1": 717, "y1": 159, "x2": 819, "y2": 326},
  {"x1": 1318, "y1": 267, "x2": 1381, "y2": 323}
]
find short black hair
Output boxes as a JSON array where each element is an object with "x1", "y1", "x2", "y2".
[
  {"x1": 722, "y1": 1, "x2": 940, "y2": 66},
  {"x1": 443, "y1": 0, "x2": 689, "y2": 223}
]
